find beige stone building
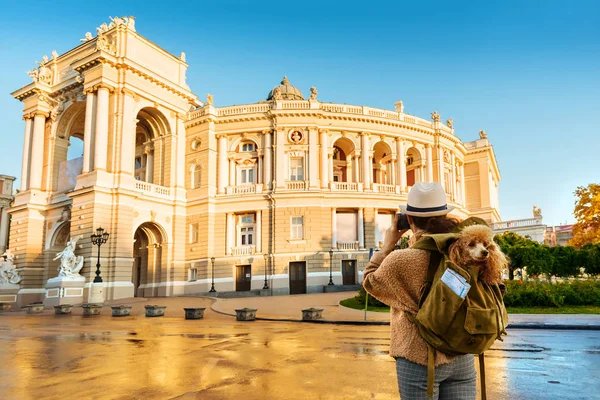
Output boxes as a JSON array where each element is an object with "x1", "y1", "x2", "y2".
[
  {"x1": 8, "y1": 17, "x2": 501, "y2": 305},
  {"x1": 0, "y1": 175, "x2": 16, "y2": 255}
]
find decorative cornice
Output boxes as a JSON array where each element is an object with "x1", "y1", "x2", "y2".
[{"x1": 121, "y1": 87, "x2": 140, "y2": 101}]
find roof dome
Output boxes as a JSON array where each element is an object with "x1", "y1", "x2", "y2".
[{"x1": 266, "y1": 76, "x2": 305, "y2": 100}]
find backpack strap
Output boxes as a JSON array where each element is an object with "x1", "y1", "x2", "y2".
[
  {"x1": 427, "y1": 344, "x2": 435, "y2": 399},
  {"x1": 479, "y1": 353, "x2": 487, "y2": 400},
  {"x1": 418, "y1": 251, "x2": 443, "y2": 308}
]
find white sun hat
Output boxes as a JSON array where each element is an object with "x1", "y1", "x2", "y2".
[{"x1": 401, "y1": 182, "x2": 454, "y2": 217}]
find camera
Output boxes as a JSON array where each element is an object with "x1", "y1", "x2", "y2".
[{"x1": 396, "y1": 212, "x2": 410, "y2": 231}]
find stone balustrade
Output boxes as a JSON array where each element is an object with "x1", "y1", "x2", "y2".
[{"x1": 232, "y1": 245, "x2": 255, "y2": 256}]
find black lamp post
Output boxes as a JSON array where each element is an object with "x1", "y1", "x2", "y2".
[
  {"x1": 263, "y1": 253, "x2": 270, "y2": 290},
  {"x1": 328, "y1": 248, "x2": 335, "y2": 285},
  {"x1": 91, "y1": 227, "x2": 109, "y2": 283},
  {"x1": 209, "y1": 257, "x2": 216, "y2": 293}
]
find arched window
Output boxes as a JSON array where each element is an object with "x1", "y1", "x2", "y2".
[
  {"x1": 240, "y1": 142, "x2": 255, "y2": 152},
  {"x1": 191, "y1": 165, "x2": 202, "y2": 189}
]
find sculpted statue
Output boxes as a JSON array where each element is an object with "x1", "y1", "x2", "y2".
[
  {"x1": 0, "y1": 250, "x2": 21, "y2": 285},
  {"x1": 205, "y1": 93, "x2": 213, "y2": 106},
  {"x1": 272, "y1": 86, "x2": 282, "y2": 100},
  {"x1": 446, "y1": 118, "x2": 453, "y2": 129},
  {"x1": 479, "y1": 129, "x2": 488, "y2": 139},
  {"x1": 180, "y1": 52, "x2": 186, "y2": 62},
  {"x1": 54, "y1": 237, "x2": 84, "y2": 279},
  {"x1": 80, "y1": 32, "x2": 93, "y2": 42},
  {"x1": 27, "y1": 68, "x2": 39, "y2": 82},
  {"x1": 533, "y1": 206, "x2": 542, "y2": 217},
  {"x1": 395, "y1": 100, "x2": 404, "y2": 113},
  {"x1": 96, "y1": 23, "x2": 109, "y2": 35},
  {"x1": 309, "y1": 86, "x2": 318, "y2": 100},
  {"x1": 431, "y1": 111, "x2": 440, "y2": 122}
]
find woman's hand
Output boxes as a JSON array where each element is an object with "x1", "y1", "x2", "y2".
[{"x1": 382, "y1": 214, "x2": 410, "y2": 255}]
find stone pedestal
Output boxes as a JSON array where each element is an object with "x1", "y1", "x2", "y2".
[
  {"x1": 145, "y1": 305, "x2": 166, "y2": 317},
  {"x1": 301, "y1": 308, "x2": 324, "y2": 321},
  {"x1": 111, "y1": 305, "x2": 132, "y2": 317},
  {"x1": 184, "y1": 307, "x2": 205, "y2": 320},
  {"x1": 44, "y1": 276, "x2": 86, "y2": 307},
  {"x1": 0, "y1": 284, "x2": 19, "y2": 305},
  {"x1": 235, "y1": 308, "x2": 257, "y2": 321},
  {"x1": 82, "y1": 304, "x2": 102, "y2": 316},
  {"x1": 26, "y1": 304, "x2": 44, "y2": 314},
  {"x1": 88, "y1": 282, "x2": 105, "y2": 305},
  {"x1": 54, "y1": 304, "x2": 73, "y2": 314}
]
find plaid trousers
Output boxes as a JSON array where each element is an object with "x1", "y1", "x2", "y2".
[{"x1": 395, "y1": 355, "x2": 477, "y2": 400}]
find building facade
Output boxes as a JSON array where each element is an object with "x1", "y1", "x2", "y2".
[
  {"x1": 0, "y1": 175, "x2": 16, "y2": 255},
  {"x1": 8, "y1": 17, "x2": 501, "y2": 305}
]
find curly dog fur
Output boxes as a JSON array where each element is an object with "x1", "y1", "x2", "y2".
[{"x1": 448, "y1": 225, "x2": 509, "y2": 285}]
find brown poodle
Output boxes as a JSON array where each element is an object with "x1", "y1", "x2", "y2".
[{"x1": 448, "y1": 225, "x2": 509, "y2": 285}]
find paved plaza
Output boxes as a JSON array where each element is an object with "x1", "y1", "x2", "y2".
[{"x1": 1, "y1": 294, "x2": 599, "y2": 399}]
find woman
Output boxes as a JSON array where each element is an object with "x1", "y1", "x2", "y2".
[{"x1": 363, "y1": 182, "x2": 477, "y2": 400}]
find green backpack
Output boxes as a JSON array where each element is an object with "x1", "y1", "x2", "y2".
[{"x1": 409, "y1": 218, "x2": 508, "y2": 400}]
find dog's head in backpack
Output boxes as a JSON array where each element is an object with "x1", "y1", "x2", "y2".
[{"x1": 448, "y1": 225, "x2": 509, "y2": 285}]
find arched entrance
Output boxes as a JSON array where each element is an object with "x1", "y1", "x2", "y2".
[
  {"x1": 134, "y1": 107, "x2": 171, "y2": 185},
  {"x1": 132, "y1": 222, "x2": 166, "y2": 297}
]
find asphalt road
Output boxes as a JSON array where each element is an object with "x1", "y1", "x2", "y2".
[{"x1": 0, "y1": 306, "x2": 598, "y2": 400}]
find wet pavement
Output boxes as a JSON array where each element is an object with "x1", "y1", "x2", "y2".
[{"x1": 0, "y1": 299, "x2": 598, "y2": 400}]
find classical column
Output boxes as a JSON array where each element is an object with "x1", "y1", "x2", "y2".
[
  {"x1": 29, "y1": 111, "x2": 48, "y2": 190},
  {"x1": 20, "y1": 116, "x2": 33, "y2": 191},
  {"x1": 397, "y1": 139, "x2": 406, "y2": 192},
  {"x1": 353, "y1": 153, "x2": 360, "y2": 183},
  {"x1": 93, "y1": 86, "x2": 110, "y2": 171},
  {"x1": 217, "y1": 135, "x2": 228, "y2": 194},
  {"x1": 426, "y1": 144, "x2": 433, "y2": 182},
  {"x1": 0, "y1": 207, "x2": 9, "y2": 253},
  {"x1": 175, "y1": 118, "x2": 186, "y2": 188},
  {"x1": 226, "y1": 213, "x2": 233, "y2": 255},
  {"x1": 361, "y1": 133, "x2": 370, "y2": 190},
  {"x1": 154, "y1": 139, "x2": 163, "y2": 185},
  {"x1": 320, "y1": 130, "x2": 328, "y2": 188},
  {"x1": 389, "y1": 159, "x2": 396, "y2": 185},
  {"x1": 460, "y1": 163, "x2": 466, "y2": 205},
  {"x1": 358, "y1": 208, "x2": 365, "y2": 250},
  {"x1": 257, "y1": 155, "x2": 263, "y2": 184},
  {"x1": 451, "y1": 153, "x2": 457, "y2": 201},
  {"x1": 229, "y1": 158, "x2": 235, "y2": 186},
  {"x1": 275, "y1": 129, "x2": 286, "y2": 189},
  {"x1": 346, "y1": 156, "x2": 353, "y2": 183},
  {"x1": 145, "y1": 147, "x2": 154, "y2": 182},
  {"x1": 438, "y1": 146, "x2": 445, "y2": 190},
  {"x1": 331, "y1": 207, "x2": 337, "y2": 249},
  {"x1": 263, "y1": 130, "x2": 272, "y2": 189},
  {"x1": 328, "y1": 154, "x2": 334, "y2": 183},
  {"x1": 256, "y1": 210, "x2": 262, "y2": 253},
  {"x1": 82, "y1": 91, "x2": 96, "y2": 173},
  {"x1": 308, "y1": 127, "x2": 319, "y2": 188}
]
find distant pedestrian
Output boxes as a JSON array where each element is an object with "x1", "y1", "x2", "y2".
[{"x1": 363, "y1": 182, "x2": 476, "y2": 399}]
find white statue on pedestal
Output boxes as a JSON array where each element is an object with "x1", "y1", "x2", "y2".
[
  {"x1": 54, "y1": 237, "x2": 84, "y2": 279},
  {"x1": 0, "y1": 250, "x2": 21, "y2": 285}
]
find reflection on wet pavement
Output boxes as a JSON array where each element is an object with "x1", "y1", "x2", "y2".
[{"x1": 0, "y1": 303, "x2": 598, "y2": 400}]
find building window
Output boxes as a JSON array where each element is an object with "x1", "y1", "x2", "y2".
[
  {"x1": 238, "y1": 214, "x2": 255, "y2": 246},
  {"x1": 407, "y1": 156, "x2": 414, "y2": 166},
  {"x1": 188, "y1": 267, "x2": 197, "y2": 282},
  {"x1": 241, "y1": 142, "x2": 255, "y2": 152},
  {"x1": 240, "y1": 167, "x2": 255, "y2": 184},
  {"x1": 290, "y1": 158, "x2": 304, "y2": 181},
  {"x1": 191, "y1": 165, "x2": 201, "y2": 189},
  {"x1": 291, "y1": 216, "x2": 304, "y2": 239},
  {"x1": 189, "y1": 223, "x2": 199, "y2": 244}
]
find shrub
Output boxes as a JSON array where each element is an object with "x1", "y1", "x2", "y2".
[
  {"x1": 355, "y1": 286, "x2": 388, "y2": 307},
  {"x1": 503, "y1": 279, "x2": 600, "y2": 307}
]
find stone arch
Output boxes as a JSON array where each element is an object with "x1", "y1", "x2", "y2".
[
  {"x1": 47, "y1": 221, "x2": 70, "y2": 250},
  {"x1": 372, "y1": 140, "x2": 393, "y2": 184},
  {"x1": 332, "y1": 137, "x2": 356, "y2": 183},
  {"x1": 132, "y1": 221, "x2": 168, "y2": 297},
  {"x1": 133, "y1": 107, "x2": 172, "y2": 185},
  {"x1": 52, "y1": 102, "x2": 86, "y2": 192},
  {"x1": 405, "y1": 146, "x2": 424, "y2": 186},
  {"x1": 230, "y1": 135, "x2": 260, "y2": 152}
]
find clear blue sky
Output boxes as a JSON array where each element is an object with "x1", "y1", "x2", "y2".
[{"x1": 1, "y1": 0, "x2": 598, "y2": 226}]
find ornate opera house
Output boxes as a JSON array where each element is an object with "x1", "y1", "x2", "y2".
[{"x1": 6, "y1": 17, "x2": 501, "y2": 306}]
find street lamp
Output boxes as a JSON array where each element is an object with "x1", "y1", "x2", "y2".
[
  {"x1": 263, "y1": 253, "x2": 270, "y2": 290},
  {"x1": 90, "y1": 227, "x2": 109, "y2": 283},
  {"x1": 209, "y1": 257, "x2": 216, "y2": 293},
  {"x1": 328, "y1": 248, "x2": 335, "y2": 285}
]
